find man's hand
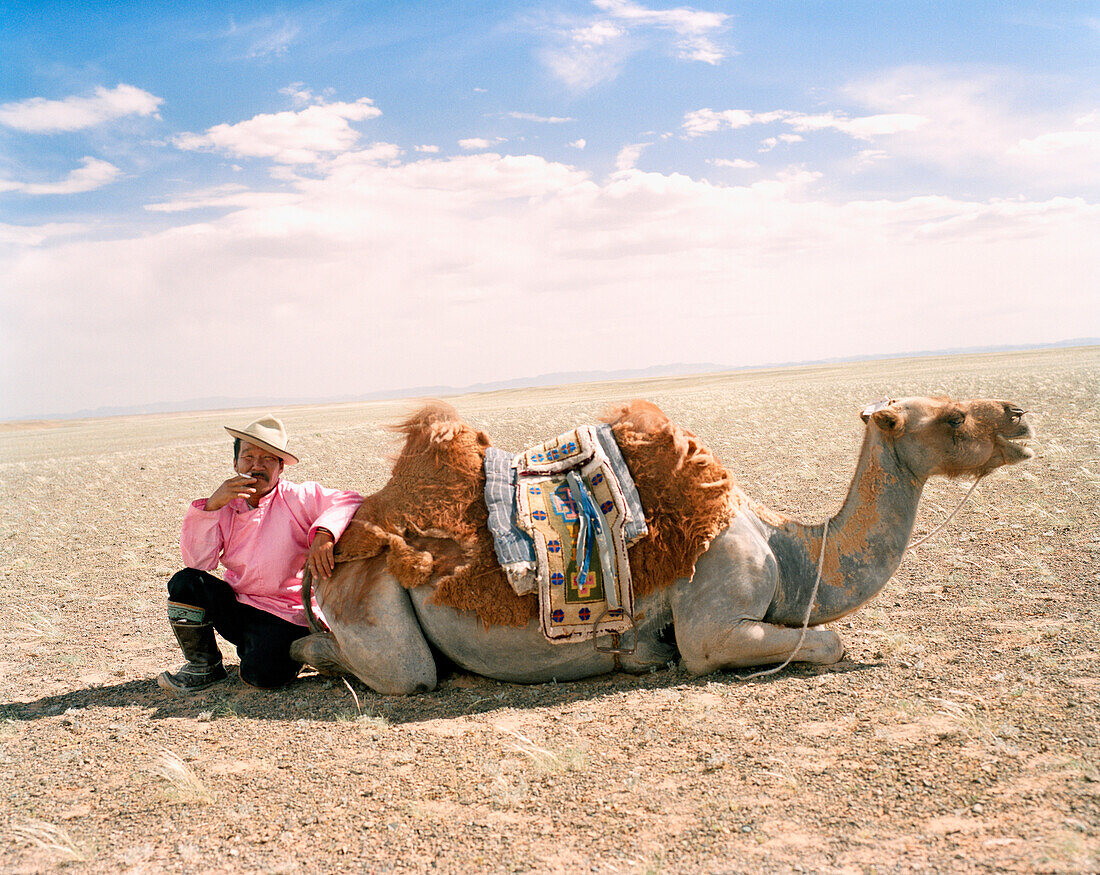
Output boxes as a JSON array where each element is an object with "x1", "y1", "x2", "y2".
[
  {"x1": 204, "y1": 474, "x2": 257, "y2": 512},
  {"x1": 307, "y1": 529, "x2": 336, "y2": 580}
]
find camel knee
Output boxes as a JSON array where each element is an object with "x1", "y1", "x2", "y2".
[
  {"x1": 677, "y1": 621, "x2": 750, "y2": 675},
  {"x1": 341, "y1": 642, "x2": 437, "y2": 695},
  {"x1": 364, "y1": 665, "x2": 436, "y2": 696},
  {"x1": 319, "y1": 562, "x2": 439, "y2": 695},
  {"x1": 336, "y1": 630, "x2": 437, "y2": 695}
]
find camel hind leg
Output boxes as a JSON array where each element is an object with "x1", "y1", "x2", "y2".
[
  {"x1": 670, "y1": 517, "x2": 843, "y2": 676},
  {"x1": 300, "y1": 556, "x2": 437, "y2": 695}
]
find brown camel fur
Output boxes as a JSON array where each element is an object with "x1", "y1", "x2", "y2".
[{"x1": 330, "y1": 400, "x2": 739, "y2": 628}]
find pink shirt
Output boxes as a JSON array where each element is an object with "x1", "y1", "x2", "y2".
[{"x1": 180, "y1": 479, "x2": 363, "y2": 625}]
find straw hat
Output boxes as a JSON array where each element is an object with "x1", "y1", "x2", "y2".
[{"x1": 224, "y1": 415, "x2": 299, "y2": 465}]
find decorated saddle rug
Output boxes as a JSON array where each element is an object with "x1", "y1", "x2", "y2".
[{"x1": 484, "y1": 424, "x2": 648, "y2": 643}]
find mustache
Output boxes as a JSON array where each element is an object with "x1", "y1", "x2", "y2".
[{"x1": 248, "y1": 471, "x2": 269, "y2": 480}]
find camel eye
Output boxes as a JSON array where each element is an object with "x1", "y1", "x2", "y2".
[
  {"x1": 945, "y1": 414, "x2": 965, "y2": 429},
  {"x1": 1008, "y1": 407, "x2": 1026, "y2": 423}
]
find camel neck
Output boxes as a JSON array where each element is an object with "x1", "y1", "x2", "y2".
[{"x1": 760, "y1": 426, "x2": 924, "y2": 626}]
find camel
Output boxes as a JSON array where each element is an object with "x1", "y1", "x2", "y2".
[{"x1": 290, "y1": 396, "x2": 1034, "y2": 694}]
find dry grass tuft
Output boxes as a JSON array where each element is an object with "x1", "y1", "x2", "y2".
[
  {"x1": 499, "y1": 727, "x2": 586, "y2": 774},
  {"x1": 156, "y1": 749, "x2": 214, "y2": 803},
  {"x1": 14, "y1": 609, "x2": 62, "y2": 640},
  {"x1": 930, "y1": 696, "x2": 1007, "y2": 749},
  {"x1": 10, "y1": 819, "x2": 88, "y2": 863},
  {"x1": 865, "y1": 628, "x2": 926, "y2": 662}
]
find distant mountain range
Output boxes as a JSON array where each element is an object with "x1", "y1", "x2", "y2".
[{"x1": 19, "y1": 338, "x2": 1099, "y2": 422}]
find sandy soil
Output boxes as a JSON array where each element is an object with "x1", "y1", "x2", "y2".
[{"x1": 1, "y1": 347, "x2": 1097, "y2": 874}]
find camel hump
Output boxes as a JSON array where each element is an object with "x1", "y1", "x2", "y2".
[
  {"x1": 601, "y1": 399, "x2": 671, "y2": 433},
  {"x1": 391, "y1": 401, "x2": 484, "y2": 447}
]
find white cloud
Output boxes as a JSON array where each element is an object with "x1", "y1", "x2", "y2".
[
  {"x1": 459, "y1": 137, "x2": 506, "y2": 150},
  {"x1": 2, "y1": 150, "x2": 1097, "y2": 419},
  {"x1": 615, "y1": 143, "x2": 648, "y2": 171},
  {"x1": 683, "y1": 107, "x2": 926, "y2": 141},
  {"x1": 593, "y1": 0, "x2": 728, "y2": 63},
  {"x1": 709, "y1": 158, "x2": 757, "y2": 169},
  {"x1": 174, "y1": 99, "x2": 382, "y2": 164},
  {"x1": 249, "y1": 23, "x2": 298, "y2": 57},
  {"x1": 573, "y1": 21, "x2": 625, "y2": 46},
  {"x1": 680, "y1": 70, "x2": 1100, "y2": 190},
  {"x1": 329, "y1": 143, "x2": 404, "y2": 164},
  {"x1": 143, "y1": 183, "x2": 288, "y2": 213},
  {"x1": 507, "y1": 112, "x2": 575, "y2": 124},
  {"x1": 0, "y1": 157, "x2": 122, "y2": 195},
  {"x1": 844, "y1": 67, "x2": 1100, "y2": 185},
  {"x1": 855, "y1": 149, "x2": 888, "y2": 166},
  {"x1": 1013, "y1": 129, "x2": 1100, "y2": 156},
  {"x1": 569, "y1": 139, "x2": 587, "y2": 149},
  {"x1": 0, "y1": 222, "x2": 88, "y2": 246},
  {"x1": 542, "y1": 0, "x2": 729, "y2": 89},
  {"x1": 224, "y1": 15, "x2": 300, "y2": 58},
  {"x1": 0, "y1": 84, "x2": 162, "y2": 133},
  {"x1": 782, "y1": 111, "x2": 928, "y2": 139},
  {"x1": 542, "y1": 32, "x2": 630, "y2": 90},
  {"x1": 280, "y1": 83, "x2": 331, "y2": 105},
  {"x1": 758, "y1": 134, "x2": 802, "y2": 152},
  {"x1": 415, "y1": 144, "x2": 441, "y2": 153},
  {"x1": 683, "y1": 109, "x2": 777, "y2": 137}
]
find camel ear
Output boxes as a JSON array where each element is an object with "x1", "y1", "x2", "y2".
[
  {"x1": 871, "y1": 407, "x2": 905, "y2": 437},
  {"x1": 860, "y1": 398, "x2": 891, "y2": 423}
]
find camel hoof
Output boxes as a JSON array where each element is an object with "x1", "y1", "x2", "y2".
[{"x1": 821, "y1": 630, "x2": 844, "y2": 664}]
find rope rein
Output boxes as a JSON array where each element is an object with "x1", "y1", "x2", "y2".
[
  {"x1": 906, "y1": 475, "x2": 984, "y2": 549},
  {"x1": 736, "y1": 474, "x2": 984, "y2": 681}
]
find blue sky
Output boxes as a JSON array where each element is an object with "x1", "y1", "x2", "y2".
[{"x1": 1, "y1": 1, "x2": 1098, "y2": 419}]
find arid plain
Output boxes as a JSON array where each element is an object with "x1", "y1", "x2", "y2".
[{"x1": 1, "y1": 347, "x2": 1097, "y2": 874}]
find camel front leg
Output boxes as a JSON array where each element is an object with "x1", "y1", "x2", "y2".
[
  {"x1": 669, "y1": 516, "x2": 843, "y2": 676},
  {"x1": 306, "y1": 557, "x2": 437, "y2": 695},
  {"x1": 675, "y1": 617, "x2": 843, "y2": 675}
]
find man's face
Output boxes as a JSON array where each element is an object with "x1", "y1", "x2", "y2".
[{"x1": 235, "y1": 441, "x2": 284, "y2": 500}]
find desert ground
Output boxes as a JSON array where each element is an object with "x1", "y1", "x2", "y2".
[{"x1": 1, "y1": 346, "x2": 1097, "y2": 874}]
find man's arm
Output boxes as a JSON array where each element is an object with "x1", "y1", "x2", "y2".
[
  {"x1": 180, "y1": 499, "x2": 225, "y2": 570},
  {"x1": 180, "y1": 475, "x2": 255, "y2": 569},
  {"x1": 301, "y1": 484, "x2": 364, "y2": 580}
]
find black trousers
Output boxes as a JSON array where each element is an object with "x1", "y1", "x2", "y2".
[{"x1": 167, "y1": 568, "x2": 309, "y2": 688}]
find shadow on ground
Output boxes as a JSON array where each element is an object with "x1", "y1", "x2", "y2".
[{"x1": 0, "y1": 659, "x2": 879, "y2": 725}]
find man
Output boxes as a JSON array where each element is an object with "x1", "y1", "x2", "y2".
[{"x1": 159, "y1": 415, "x2": 362, "y2": 694}]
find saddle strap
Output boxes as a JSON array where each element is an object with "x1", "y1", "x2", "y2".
[{"x1": 566, "y1": 471, "x2": 621, "y2": 611}]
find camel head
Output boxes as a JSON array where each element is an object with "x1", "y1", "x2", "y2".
[{"x1": 861, "y1": 396, "x2": 1034, "y2": 481}]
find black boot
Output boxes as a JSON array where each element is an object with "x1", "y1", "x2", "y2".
[{"x1": 157, "y1": 621, "x2": 228, "y2": 695}]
